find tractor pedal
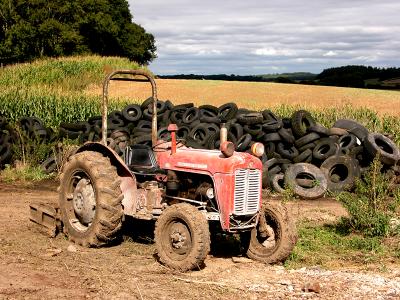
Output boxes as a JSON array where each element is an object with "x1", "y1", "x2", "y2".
[{"x1": 29, "y1": 202, "x2": 63, "y2": 237}]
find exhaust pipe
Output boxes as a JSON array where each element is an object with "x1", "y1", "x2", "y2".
[{"x1": 220, "y1": 123, "x2": 227, "y2": 146}]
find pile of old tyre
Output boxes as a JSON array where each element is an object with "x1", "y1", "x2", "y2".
[
  {"x1": 1, "y1": 99, "x2": 399, "y2": 199},
  {"x1": 57, "y1": 99, "x2": 400, "y2": 199},
  {"x1": 0, "y1": 116, "x2": 14, "y2": 167}
]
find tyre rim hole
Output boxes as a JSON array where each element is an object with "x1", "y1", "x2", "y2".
[
  {"x1": 296, "y1": 172, "x2": 316, "y2": 189},
  {"x1": 375, "y1": 138, "x2": 393, "y2": 154},
  {"x1": 329, "y1": 164, "x2": 349, "y2": 183}
]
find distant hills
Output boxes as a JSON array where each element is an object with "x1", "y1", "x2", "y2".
[{"x1": 157, "y1": 66, "x2": 400, "y2": 90}]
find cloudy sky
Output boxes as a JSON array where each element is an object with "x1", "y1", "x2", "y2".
[{"x1": 129, "y1": 0, "x2": 399, "y2": 75}]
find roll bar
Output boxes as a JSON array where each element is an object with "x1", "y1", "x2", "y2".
[{"x1": 102, "y1": 69, "x2": 158, "y2": 146}]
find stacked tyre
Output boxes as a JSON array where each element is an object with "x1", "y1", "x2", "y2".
[{"x1": 1, "y1": 99, "x2": 399, "y2": 200}]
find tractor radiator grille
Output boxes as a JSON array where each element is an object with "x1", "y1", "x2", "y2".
[{"x1": 233, "y1": 169, "x2": 261, "y2": 215}]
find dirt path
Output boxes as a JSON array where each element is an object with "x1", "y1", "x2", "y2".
[{"x1": 0, "y1": 181, "x2": 399, "y2": 299}]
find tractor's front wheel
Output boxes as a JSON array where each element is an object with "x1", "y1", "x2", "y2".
[
  {"x1": 59, "y1": 151, "x2": 123, "y2": 247},
  {"x1": 244, "y1": 201, "x2": 297, "y2": 264},
  {"x1": 154, "y1": 203, "x2": 210, "y2": 272}
]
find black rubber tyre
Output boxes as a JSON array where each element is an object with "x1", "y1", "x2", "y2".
[
  {"x1": 136, "y1": 120, "x2": 152, "y2": 131},
  {"x1": 293, "y1": 149, "x2": 313, "y2": 163},
  {"x1": 284, "y1": 163, "x2": 328, "y2": 199},
  {"x1": 199, "y1": 104, "x2": 219, "y2": 114},
  {"x1": 40, "y1": 156, "x2": 58, "y2": 174},
  {"x1": 206, "y1": 131, "x2": 236, "y2": 150},
  {"x1": 364, "y1": 132, "x2": 400, "y2": 166},
  {"x1": 229, "y1": 123, "x2": 244, "y2": 141},
  {"x1": 237, "y1": 112, "x2": 263, "y2": 125},
  {"x1": 320, "y1": 155, "x2": 360, "y2": 192},
  {"x1": 276, "y1": 142, "x2": 299, "y2": 160},
  {"x1": 131, "y1": 134, "x2": 152, "y2": 146},
  {"x1": 59, "y1": 127, "x2": 81, "y2": 140},
  {"x1": 143, "y1": 108, "x2": 166, "y2": 121},
  {"x1": 294, "y1": 132, "x2": 320, "y2": 148},
  {"x1": 182, "y1": 107, "x2": 200, "y2": 124},
  {"x1": 169, "y1": 110, "x2": 185, "y2": 126},
  {"x1": 244, "y1": 124, "x2": 263, "y2": 136},
  {"x1": 297, "y1": 142, "x2": 317, "y2": 153},
  {"x1": 262, "y1": 110, "x2": 283, "y2": 132},
  {"x1": 176, "y1": 126, "x2": 190, "y2": 140},
  {"x1": 148, "y1": 100, "x2": 167, "y2": 114},
  {"x1": 308, "y1": 123, "x2": 329, "y2": 136},
  {"x1": 236, "y1": 133, "x2": 252, "y2": 151},
  {"x1": 140, "y1": 97, "x2": 154, "y2": 110},
  {"x1": 245, "y1": 202, "x2": 297, "y2": 264},
  {"x1": 271, "y1": 174, "x2": 286, "y2": 193},
  {"x1": 291, "y1": 110, "x2": 316, "y2": 137},
  {"x1": 333, "y1": 119, "x2": 369, "y2": 142},
  {"x1": 189, "y1": 124, "x2": 211, "y2": 146},
  {"x1": 263, "y1": 132, "x2": 281, "y2": 143},
  {"x1": 0, "y1": 142, "x2": 12, "y2": 165},
  {"x1": 278, "y1": 128, "x2": 296, "y2": 144},
  {"x1": 328, "y1": 127, "x2": 348, "y2": 136},
  {"x1": 155, "y1": 203, "x2": 210, "y2": 272},
  {"x1": 59, "y1": 151, "x2": 123, "y2": 247},
  {"x1": 313, "y1": 138, "x2": 338, "y2": 161},
  {"x1": 165, "y1": 100, "x2": 174, "y2": 110},
  {"x1": 199, "y1": 109, "x2": 220, "y2": 123},
  {"x1": 338, "y1": 134, "x2": 358, "y2": 151},
  {"x1": 264, "y1": 142, "x2": 276, "y2": 157},
  {"x1": 122, "y1": 104, "x2": 142, "y2": 122},
  {"x1": 173, "y1": 103, "x2": 194, "y2": 110},
  {"x1": 218, "y1": 102, "x2": 238, "y2": 121},
  {"x1": 157, "y1": 127, "x2": 171, "y2": 141}
]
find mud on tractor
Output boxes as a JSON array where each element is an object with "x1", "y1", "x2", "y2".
[{"x1": 30, "y1": 70, "x2": 297, "y2": 271}]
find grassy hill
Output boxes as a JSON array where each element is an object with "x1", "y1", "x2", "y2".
[{"x1": 0, "y1": 56, "x2": 142, "y2": 126}]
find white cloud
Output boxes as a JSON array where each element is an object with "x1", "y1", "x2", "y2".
[
  {"x1": 129, "y1": 0, "x2": 400, "y2": 74},
  {"x1": 323, "y1": 51, "x2": 338, "y2": 57},
  {"x1": 254, "y1": 48, "x2": 296, "y2": 57}
]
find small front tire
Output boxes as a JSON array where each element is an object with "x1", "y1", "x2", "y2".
[
  {"x1": 245, "y1": 201, "x2": 297, "y2": 264},
  {"x1": 154, "y1": 203, "x2": 210, "y2": 272}
]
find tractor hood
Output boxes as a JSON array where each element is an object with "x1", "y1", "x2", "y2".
[{"x1": 156, "y1": 147, "x2": 262, "y2": 175}]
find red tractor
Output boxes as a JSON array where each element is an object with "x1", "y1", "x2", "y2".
[{"x1": 49, "y1": 70, "x2": 296, "y2": 271}]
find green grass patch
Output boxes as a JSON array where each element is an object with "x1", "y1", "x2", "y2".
[
  {"x1": 284, "y1": 221, "x2": 397, "y2": 269},
  {"x1": 0, "y1": 163, "x2": 52, "y2": 183}
]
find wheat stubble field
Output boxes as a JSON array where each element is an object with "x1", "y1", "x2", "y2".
[{"x1": 96, "y1": 79, "x2": 400, "y2": 117}]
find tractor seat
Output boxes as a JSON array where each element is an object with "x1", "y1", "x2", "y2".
[{"x1": 123, "y1": 144, "x2": 163, "y2": 174}]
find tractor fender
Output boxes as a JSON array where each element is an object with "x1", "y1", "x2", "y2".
[{"x1": 76, "y1": 142, "x2": 137, "y2": 216}]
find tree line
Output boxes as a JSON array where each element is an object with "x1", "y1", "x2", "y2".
[
  {"x1": 160, "y1": 66, "x2": 400, "y2": 90},
  {"x1": 0, "y1": 0, "x2": 156, "y2": 65}
]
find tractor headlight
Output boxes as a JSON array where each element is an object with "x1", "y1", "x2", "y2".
[{"x1": 251, "y1": 142, "x2": 264, "y2": 157}]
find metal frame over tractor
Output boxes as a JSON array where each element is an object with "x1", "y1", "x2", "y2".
[{"x1": 31, "y1": 70, "x2": 296, "y2": 271}]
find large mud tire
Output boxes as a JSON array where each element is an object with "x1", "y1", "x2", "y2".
[
  {"x1": 154, "y1": 203, "x2": 210, "y2": 272},
  {"x1": 245, "y1": 202, "x2": 297, "y2": 264},
  {"x1": 59, "y1": 151, "x2": 123, "y2": 247}
]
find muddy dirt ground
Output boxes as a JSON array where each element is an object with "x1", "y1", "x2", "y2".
[{"x1": 1, "y1": 181, "x2": 399, "y2": 299}]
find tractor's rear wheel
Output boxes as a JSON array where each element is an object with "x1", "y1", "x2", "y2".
[
  {"x1": 154, "y1": 203, "x2": 210, "y2": 272},
  {"x1": 244, "y1": 201, "x2": 297, "y2": 263},
  {"x1": 59, "y1": 151, "x2": 123, "y2": 247}
]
